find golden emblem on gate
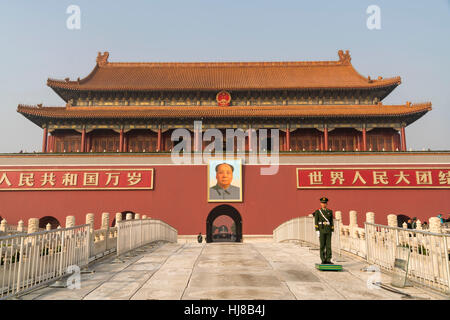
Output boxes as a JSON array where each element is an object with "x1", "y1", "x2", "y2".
[{"x1": 216, "y1": 90, "x2": 231, "y2": 106}]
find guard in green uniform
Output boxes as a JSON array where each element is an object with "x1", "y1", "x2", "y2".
[{"x1": 313, "y1": 197, "x2": 334, "y2": 264}]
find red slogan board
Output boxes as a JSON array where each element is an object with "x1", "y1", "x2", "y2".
[
  {"x1": 0, "y1": 167, "x2": 154, "y2": 191},
  {"x1": 296, "y1": 167, "x2": 450, "y2": 189}
]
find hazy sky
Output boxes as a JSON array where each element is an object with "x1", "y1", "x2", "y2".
[{"x1": 0, "y1": 0, "x2": 449, "y2": 152}]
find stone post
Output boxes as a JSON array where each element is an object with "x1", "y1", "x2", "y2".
[
  {"x1": 402, "y1": 222, "x2": 408, "y2": 229},
  {"x1": 65, "y1": 215, "x2": 75, "y2": 228},
  {"x1": 134, "y1": 213, "x2": 141, "y2": 220},
  {"x1": 387, "y1": 214, "x2": 398, "y2": 228},
  {"x1": 365, "y1": 212, "x2": 375, "y2": 224},
  {"x1": 429, "y1": 217, "x2": 442, "y2": 233},
  {"x1": 17, "y1": 220, "x2": 24, "y2": 232},
  {"x1": 28, "y1": 218, "x2": 39, "y2": 234},
  {"x1": 416, "y1": 219, "x2": 422, "y2": 230},
  {"x1": 0, "y1": 219, "x2": 6, "y2": 232},
  {"x1": 349, "y1": 210, "x2": 358, "y2": 227},
  {"x1": 101, "y1": 212, "x2": 110, "y2": 229},
  {"x1": 335, "y1": 211, "x2": 342, "y2": 221},
  {"x1": 349, "y1": 210, "x2": 358, "y2": 237},
  {"x1": 126, "y1": 213, "x2": 133, "y2": 220},
  {"x1": 46, "y1": 223, "x2": 52, "y2": 231},
  {"x1": 115, "y1": 212, "x2": 122, "y2": 225},
  {"x1": 86, "y1": 213, "x2": 95, "y2": 232},
  {"x1": 142, "y1": 215, "x2": 147, "y2": 220}
]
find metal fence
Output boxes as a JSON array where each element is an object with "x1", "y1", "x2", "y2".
[
  {"x1": 273, "y1": 216, "x2": 341, "y2": 256},
  {"x1": 0, "y1": 224, "x2": 90, "y2": 299},
  {"x1": 273, "y1": 216, "x2": 450, "y2": 293},
  {"x1": 117, "y1": 219, "x2": 177, "y2": 256},
  {"x1": 365, "y1": 223, "x2": 450, "y2": 293}
]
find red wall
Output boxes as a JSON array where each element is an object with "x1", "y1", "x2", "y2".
[{"x1": 0, "y1": 164, "x2": 449, "y2": 234}]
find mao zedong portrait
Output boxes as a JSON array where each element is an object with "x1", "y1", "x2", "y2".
[{"x1": 209, "y1": 163, "x2": 241, "y2": 201}]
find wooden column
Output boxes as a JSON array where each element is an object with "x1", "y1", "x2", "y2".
[
  {"x1": 119, "y1": 128, "x2": 124, "y2": 152},
  {"x1": 362, "y1": 127, "x2": 367, "y2": 151},
  {"x1": 157, "y1": 128, "x2": 162, "y2": 152},
  {"x1": 46, "y1": 135, "x2": 53, "y2": 152},
  {"x1": 285, "y1": 127, "x2": 290, "y2": 151},
  {"x1": 400, "y1": 126, "x2": 406, "y2": 151},
  {"x1": 87, "y1": 134, "x2": 91, "y2": 152},
  {"x1": 42, "y1": 127, "x2": 48, "y2": 153},
  {"x1": 81, "y1": 128, "x2": 86, "y2": 152},
  {"x1": 247, "y1": 126, "x2": 253, "y2": 152},
  {"x1": 324, "y1": 126, "x2": 328, "y2": 151}
]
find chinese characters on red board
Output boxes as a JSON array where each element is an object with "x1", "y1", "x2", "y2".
[
  {"x1": 297, "y1": 168, "x2": 450, "y2": 188},
  {"x1": 0, "y1": 168, "x2": 154, "y2": 190}
]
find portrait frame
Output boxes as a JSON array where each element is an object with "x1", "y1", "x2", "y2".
[{"x1": 207, "y1": 158, "x2": 243, "y2": 202}]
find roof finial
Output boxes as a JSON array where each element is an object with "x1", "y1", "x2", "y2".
[
  {"x1": 96, "y1": 51, "x2": 110, "y2": 67},
  {"x1": 338, "y1": 50, "x2": 351, "y2": 64}
]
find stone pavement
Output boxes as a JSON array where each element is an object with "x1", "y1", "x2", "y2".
[{"x1": 20, "y1": 241, "x2": 446, "y2": 300}]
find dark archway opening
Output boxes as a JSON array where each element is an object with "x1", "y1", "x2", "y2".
[
  {"x1": 206, "y1": 205, "x2": 242, "y2": 243},
  {"x1": 111, "y1": 210, "x2": 136, "y2": 227},
  {"x1": 39, "y1": 216, "x2": 60, "y2": 229}
]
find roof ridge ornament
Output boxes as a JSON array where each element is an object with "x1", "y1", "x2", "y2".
[
  {"x1": 96, "y1": 51, "x2": 109, "y2": 67},
  {"x1": 338, "y1": 50, "x2": 351, "y2": 64}
]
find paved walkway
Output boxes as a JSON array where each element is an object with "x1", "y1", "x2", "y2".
[{"x1": 20, "y1": 241, "x2": 445, "y2": 300}]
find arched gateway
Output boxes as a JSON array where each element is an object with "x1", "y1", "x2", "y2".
[{"x1": 206, "y1": 205, "x2": 242, "y2": 243}]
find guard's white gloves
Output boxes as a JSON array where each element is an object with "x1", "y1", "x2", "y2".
[{"x1": 316, "y1": 231, "x2": 320, "y2": 238}]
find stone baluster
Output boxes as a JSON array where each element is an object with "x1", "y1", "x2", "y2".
[
  {"x1": 115, "y1": 212, "x2": 122, "y2": 225},
  {"x1": 387, "y1": 214, "x2": 398, "y2": 227},
  {"x1": 416, "y1": 219, "x2": 422, "y2": 230},
  {"x1": 86, "y1": 213, "x2": 95, "y2": 232},
  {"x1": 366, "y1": 212, "x2": 375, "y2": 224},
  {"x1": 17, "y1": 220, "x2": 24, "y2": 232},
  {"x1": 135, "y1": 213, "x2": 141, "y2": 220},
  {"x1": 46, "y1": 223, "x2": 52, "y2": 231},
  {"x1": 0, "y1": 219, "x2": 6, "y2": 232},
  {"x1": 126, "y1": 213, "x2": 133, "y2": 220},
  {"x1": 28, "y1": 218, "x2": 39, "y2": 233},
  {"x1": 101, "y1": 212, "x2": 110, "y2": 229},
  {"x1": 429, "y1": 217, "x2": 442, "y2": 233},
  {"x1": 349, "y1": 210, "x2": 358, "y2": 237},
  {"x1": 65, "y1": 215, "x2": 75, "y2": 228}
]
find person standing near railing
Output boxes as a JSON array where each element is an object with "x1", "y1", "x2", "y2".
[{"x1": 313, "y1": 197, "x2": 334, "y2": 264}]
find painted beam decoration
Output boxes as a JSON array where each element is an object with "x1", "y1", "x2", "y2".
[
  {"x1": 0, "y1": 167, "x2": 154, "y2": 191},
  {"x1": 296, "y1": 167, "x2": 450, "y2": 189}
]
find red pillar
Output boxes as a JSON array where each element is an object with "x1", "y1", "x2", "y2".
[
  {"x1": 119, "y1": 129, "x2": 124, "y2": 152},
  {"x1": 324, "y1": 127, "x2": 328, "y2": 151},
  {"x1": 285, "y1": 129, "x2": 290, "y2": 151},
  {"x1": 42, "y1": 127, "x2": 48, "y2": 153},
  {"x1": 362, "y1": 127, "x2": 367, "y2": 151},
  {"x1": 81, "y1": 128, "x2": 86, "y2": 152},
  {"x1": 400, "y1": 126, "x2": 407, "y2": 151},
  {"x1": 157, "y1": 128, "x2": 162, "y2": 152},
  {"x1": 248, "y1": 127, "x2": 253, "y2": 152},
  {"x1": 46, "y1": 135, "x2": 52, "y2": 152}
]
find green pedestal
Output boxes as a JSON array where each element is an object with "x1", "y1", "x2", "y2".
[{"x1": 315, "y1": 263, "x2": 343, "y2": 271}]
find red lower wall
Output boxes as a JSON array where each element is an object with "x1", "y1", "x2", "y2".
[{"x1": 0, "y1": 164, "x2": 449, "y2": 234}]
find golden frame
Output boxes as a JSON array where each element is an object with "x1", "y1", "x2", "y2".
[
  {"x1": 207, "y1": 158, "x2": 243, "y2": 202},
  {"x1": 0, "y1": 168, "x2": 154, "y2": 191},
  {"x1": 296, "y1": 167, "x2": 450, "y2": 189}
]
